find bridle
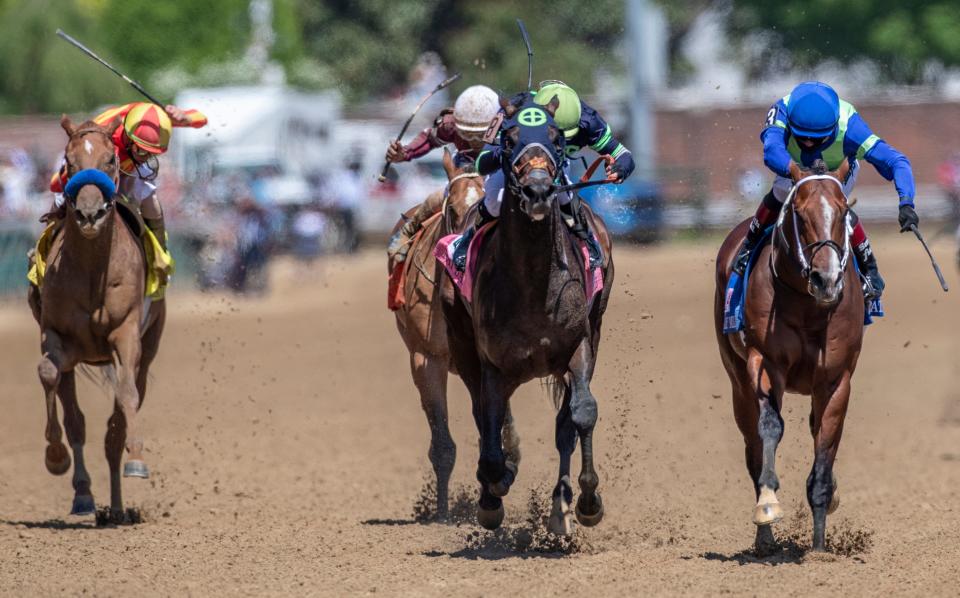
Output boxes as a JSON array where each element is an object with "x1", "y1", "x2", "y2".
[
  {"x1": 771, "y1": 173, "x2": 851, "y2": 291},
  {"x1": 63, "y1": 127, "x2": 120, "y2": 208},
  {"x1": 443, "y1": 171, "x2": 482, "y2": 233}
]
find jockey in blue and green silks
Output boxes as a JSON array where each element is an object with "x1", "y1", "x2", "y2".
[
  {"x1": 734, "y1": 81, "x2": 920, "y2": 300},
  {"x1": 453, "y1": 81, "x2": 635, "y2": 270}
]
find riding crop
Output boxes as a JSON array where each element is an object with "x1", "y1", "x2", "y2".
[
  {"x1": 378, "y1": 72, "x2": 462, "y2": 183},
  {"x1": 56, "y1": 29, "x2": 166, "y2": 107},
  {"x1": 908, "y1": 224, "x2": 949, "y2": 292},
  {"x1": 517, "y1": 19, "x2": 534, "y2": 91}
]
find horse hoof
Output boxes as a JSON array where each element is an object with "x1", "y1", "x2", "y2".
[
  {"x1": 575, "y1": 494, "x2": 604, "y2": 527},
  {"x1": 71, "y1": 494, "x2": 96, "y2": 516},
  {"x1": 489, "y1": 480, "x2": 510, "y2": 498},
  {"x1": 45, "y1": 444, "x2": 71, "y2": 475},
  {"x1": 123, "y1": 460, "x2": 149, "y2": 479},
  {"x1": 477, "y1": 504, "x2": 505, "y2": 530},
  {"x1": 753, "y1": 501, "x2": 784, "y2": 526}
]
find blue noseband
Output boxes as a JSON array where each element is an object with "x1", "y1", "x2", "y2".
[{"x1": 63, "y1": 168, "x2": 117, "y2": 200}]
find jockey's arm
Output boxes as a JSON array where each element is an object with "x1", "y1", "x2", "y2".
[
  {"x1": 396, "y1": 109, "x2": 452, "y2": 162},
  {"x1": 475, "y1": 143, "x2": 501, "y2": 176},
  {"x1": 579, "y1": 102, "x2": 635, "y2": 182},
  {"x1": 844, "y1": 113, "x2": 915, "y2": 206},
  {"x1": 760, "y1": 101, "x2": 793, "y2": 178}
]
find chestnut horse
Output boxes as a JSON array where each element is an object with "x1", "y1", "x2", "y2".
[
  {"x1": 715, "y1": 159, "x2": 862, "y2": 553},
  {"x1": 28, "y1": 116, "x2": 165, "y2": 520},
  {"x1": 391, "y1": 150, "x2": 520, "y2": 519},
  {"x1": 442, "y1": 96, "x2": 614, "y2": 533}
]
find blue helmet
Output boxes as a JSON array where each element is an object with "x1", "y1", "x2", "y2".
[{"x1": 786, "y1": 81, "x2": 840, "y2": 139}]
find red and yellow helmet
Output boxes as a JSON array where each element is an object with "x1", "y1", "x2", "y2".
[{"x1": 123, "y1": 104, "x2": 172, "y2": 154}]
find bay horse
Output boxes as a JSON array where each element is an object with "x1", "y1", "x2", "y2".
[
  {"x1": 28, "y1": 115, "x2": 165, "y2": 521},
  {"x1": 441, "y1": 95, "x2": 614, "y2": 533},
  {"x1": 391, "y1": 149, "x2": 523, "y2": 519},
  {"x1": 715, "y1": 159, "x2": 862, "y2": 553}
]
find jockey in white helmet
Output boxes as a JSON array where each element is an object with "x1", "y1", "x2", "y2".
[{"x1": 386, "y1": 85, "x2": 499, "y2": 263}]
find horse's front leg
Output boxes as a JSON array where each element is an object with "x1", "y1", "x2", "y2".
[
  {"x1": 110, "y1": 321, "x2": 147, "y2": 479},
  {"x1": 476, "y1": 366, "x2": 517, "y2": 519},
  {"x1": 808, "y1": 371, "x2": 852, "y2": 552},
  {"x1": 746, "y1": 350, "x2": 786, "y2": 529},
  {"x1": 38, "y1": 329, "x2": 73, "y2": 475},
  {"x1": 568, "y1": 338, "x2": 603, "y2": 527}
]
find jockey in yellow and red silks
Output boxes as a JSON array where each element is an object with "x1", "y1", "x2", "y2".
[{"x1": 50, "y1": 102, "x2": 208, "y2": 249}]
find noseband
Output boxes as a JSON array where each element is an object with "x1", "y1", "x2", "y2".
[{"x1": 772, "y1": 174, "x2": 851, "y2": 290}]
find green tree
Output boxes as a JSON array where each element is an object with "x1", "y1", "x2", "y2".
[{"x1": 728, "y1": 0, "x2": 960, "y2": 83}]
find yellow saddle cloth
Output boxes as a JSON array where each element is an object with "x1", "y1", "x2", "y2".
[{"x1": 27, "y1": 222, "x2": 175, "y2": 300}]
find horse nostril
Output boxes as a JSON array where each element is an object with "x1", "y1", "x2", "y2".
[
  {"x1": 95, "y1": 209, "x2": 106, "y2": 220},
  {"x1": 809, "y1": 271, "x2": 826, "y2": 290}
]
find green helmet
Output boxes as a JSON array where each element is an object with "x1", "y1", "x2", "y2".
[{"x1": 534, "y1": 81, "x2": 581, "y2": 139}]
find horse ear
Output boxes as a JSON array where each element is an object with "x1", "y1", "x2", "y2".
[
  {"x1": 105, "y1": 115, "x2": 124, "y2": 135},
  {"x1": 442, "y1": 147, "x2": 456, "y2": 179},
  {"x1": 544, "y1": 95, "x2": 560, "y2": 118},
  {"x1": 788, "y1": 161, "x2": 803, "y2": 183},
  {"x1": 499, "y1": 95, "x2": 518, "y2": 118},
  {"x1": 832, "y1": 158, "x2": 851, "y2": 183},
  {"x1": 60, "y1": 114, "x2": 76, "y2": 137}
]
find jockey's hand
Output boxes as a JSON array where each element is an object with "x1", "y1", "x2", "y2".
[
  {"x1": 605, "y1": 152, "x2": 635, "y2": 184},
  {"x1": 898, "y1": 203, "x2": 919, "y2": 232},
  {"x1": 164, "y1": 105, "x2": 189, "y2": 126},
  {"x1": 385, "y1": 140, "x2": 406, "y2": 163}
]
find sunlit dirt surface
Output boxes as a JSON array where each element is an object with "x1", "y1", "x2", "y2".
[{"x1": 1, "y1": 232, "x2": 958, "y2": 596}]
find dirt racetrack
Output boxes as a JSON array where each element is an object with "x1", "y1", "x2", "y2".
[{"x1": 1, "y1": 232, "x2": 959, "y2": 596}]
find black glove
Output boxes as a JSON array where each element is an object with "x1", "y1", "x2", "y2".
[
  {"x1": 898, "y1": 203, "x2": 919, "y2": 233},
  {"x1": 607, "y1": 151, "x2": 635, "y2": 183}
]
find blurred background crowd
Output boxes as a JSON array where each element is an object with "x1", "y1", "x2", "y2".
[{"x1": 2, "y1": 0, "x2": 960, "y2": 294}]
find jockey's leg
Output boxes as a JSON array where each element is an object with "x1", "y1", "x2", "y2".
[
  {"x1": 452, "y1": 171, "x2": 501, "y2": 270},
  {"x1": 559, "y1": 189, "x2": 604, "y2": 268},
  {"x1": 388, "y1": 191, "x2": 444, "y2": 263},
  {"x1": 733, "y1": 183, "x2": 787, "y2": 275},
  {"x1": 140, "y1": 192, "x2": 168, "y2": 252},
  {"x1": 850, "y1": 211, "x2": 884, "y2": 299}
]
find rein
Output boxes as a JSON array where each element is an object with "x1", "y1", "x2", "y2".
[{"x1": 771, "y1": 173, "x2": 851, "y2": 288}]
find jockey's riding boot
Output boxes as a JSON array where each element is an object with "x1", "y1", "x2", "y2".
[
  {"x1": 565, "y1": 201, "x2": 604, "y2": 269},
  {"x1": 387, "y1": 216, "x2": 420, "y2": 264},
  {"x1": 144, "y1": 216, "x2": 168, "y2": 252},
  {"x1": 453, "y1": 203, "x2": 494, "y2": 271},
  {"x1": 734, "y1": 216, "x2": 768, "y2": 276},
  {"x1": 854, "y1": 237, "x2": 885, "y2": 300}
]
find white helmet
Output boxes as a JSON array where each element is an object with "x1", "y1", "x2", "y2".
[{"x1": 453, "y1": 85, "x2": 499, "y2": 133}]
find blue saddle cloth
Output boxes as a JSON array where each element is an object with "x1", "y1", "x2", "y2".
[{"x1": 722, "y1": 229, "x2": 883, "y2": 334}]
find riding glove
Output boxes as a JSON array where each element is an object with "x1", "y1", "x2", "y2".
[
  {"x1": 898, "y1": 204, "x2": 919, "y2": 233},
  {"x1": 607, "y1": 151, "x2": 635, "y2": 183}
]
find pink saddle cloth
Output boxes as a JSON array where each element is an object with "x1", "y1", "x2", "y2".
[{"x1": 434, "y1": 222, "x2": 603, "y2": 305}]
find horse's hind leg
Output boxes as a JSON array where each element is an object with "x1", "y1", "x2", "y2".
[
  {"x1": 568, "y1": 339, "x2": 603, "y2": 527},
  {"x1": 808, "y1": 373, "x2": 852, "y2": 552},
  {"x1": 411, "y1": 351, "x2": 456, "y2": 520},
  {"x1": 59, "y1": 371, "x2": 95, "y2": 515},
  {"x1": 38, "y1": 330, "x2": 71, "y2": 476},
  {"x1": 549, "y1": 382, "x2": 576, "y2": 536},
  {"x1": 104, "y1": 403, "x2": 126, "y2": 519}
]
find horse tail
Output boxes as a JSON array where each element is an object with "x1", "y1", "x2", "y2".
[
  {"x1": 543, "y1": 374, "x2": 568, "y2": 411},
  {"x1": 76, "y1": 364, "x2": 119, "y2": 394}
]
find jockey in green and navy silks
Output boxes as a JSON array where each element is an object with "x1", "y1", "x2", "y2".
[
  {"x1": 734, "y1": 81, "x2": 921, "y2": 300},
  {"x1": 457, "y1": 82, "x2": 633, "y2": 269}
]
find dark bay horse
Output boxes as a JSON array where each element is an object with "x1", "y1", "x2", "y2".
[
  {"x1": 442, "y1": 96, "x2": 614, "y2": 533},
  {"x1": 391, "y1": 150, "x2": 520, "y2": 519},
  {"x1": 715, "y1": 159, "x2": 862, "y2": 553},
  {"x1": 28, "y1": 116, "x2": 165, "y2": 520}
]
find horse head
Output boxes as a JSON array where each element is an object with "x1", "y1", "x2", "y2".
[
  {"x1": 778, "y1": 159, "x2": 852, "y2": 305},
  {"x1": 60, "y1": 114, "x2": 122, "y2": 239},
  {"x1": 498, "y1": 94, "x2": 565, "y2": 221},
  {"x1": 441, "y1": 148, "x2": 484, "y2": 231}
]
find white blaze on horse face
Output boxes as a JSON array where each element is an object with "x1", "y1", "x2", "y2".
[
  {"x1": 464, "y1": 185, "x2": 480, "y2": 207},
  {"x1": 83, "y1": 139, "x2": 93, "y2": 156},
  {"x1": 819, "y1": 194, "x2": 841, "y2": 281}
]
